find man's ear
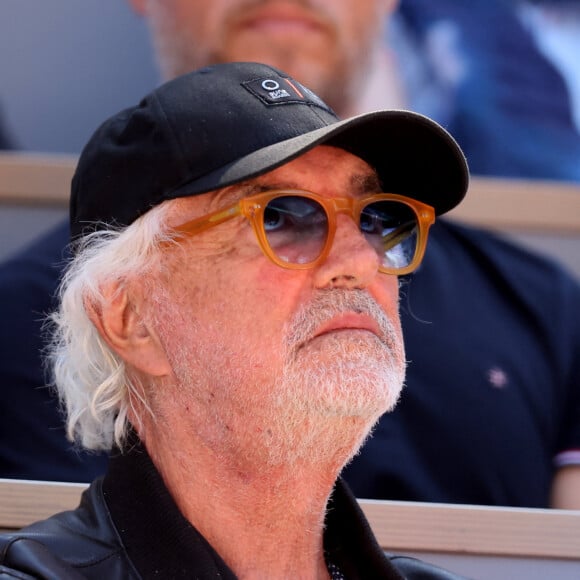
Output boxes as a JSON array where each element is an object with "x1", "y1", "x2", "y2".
[
  {"x1": 127, "y1": 0, "x2": 147, "y2": 16},
  {"x1": 86, "y1": 283, "x2": 171, "y2": 377}
]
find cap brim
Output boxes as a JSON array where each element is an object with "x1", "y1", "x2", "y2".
[{"x1": 168, "y1": 109, "x2": 469, "y2": 216}]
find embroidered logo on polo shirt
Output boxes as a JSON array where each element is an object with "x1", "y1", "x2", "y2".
[{"x1": 487, "y1": 366, "x2": 509, "y2": 388}]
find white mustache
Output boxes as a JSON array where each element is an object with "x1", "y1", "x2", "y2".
[{"x1": 285, "y1": 289, "x2": 400, "y2": 353}]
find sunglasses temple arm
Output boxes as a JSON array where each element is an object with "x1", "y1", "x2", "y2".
[{"x1": 174, "y1": 204, "x2": 243, "y2": 236}]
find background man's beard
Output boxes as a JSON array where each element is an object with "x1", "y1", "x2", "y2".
[
  {"x1": 147, "y1": 4, "x2": 362, "y2": 115},
  {"x1": 155, "y1": 42, "x2": 355, "y2": 115}
]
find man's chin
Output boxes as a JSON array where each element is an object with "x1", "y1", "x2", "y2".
[
  {"x1": 279, "y1": 367, "x2": 403, "y2": 423},
  {"x1": 255, "y1": 404, "x2": 388, "y2": 470}
]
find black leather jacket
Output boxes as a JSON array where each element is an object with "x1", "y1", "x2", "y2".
[{"x1": 0, "y1": 443, "x2": 468, "y2": 579}]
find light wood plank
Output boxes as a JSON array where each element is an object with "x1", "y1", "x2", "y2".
[
  {"x1": 0, "y1": 152, "x2": 77, "y2": 205},
  {"x1": 360, "y1": 498, "x2": 580, "y2": 560},
  {"x1": 0, "y1": 479, "x2": 85, "y2": 531},
  {"x1": 1, "y1": 153, "x2": 580, "y2": 234},
  {"x1": 2, "y1": 478, "x2": 580, "y2": 561},
  {"x1": 449, "y1": 177, "x2": 580, "y2": 233}
]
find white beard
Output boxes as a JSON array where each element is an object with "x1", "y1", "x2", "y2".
[
  {"x1": 263, "y1": 288, "x2": 406, "y2": 466},
  {"x1": 150, "y1": 287, "x2": 405, "y2": 470}
]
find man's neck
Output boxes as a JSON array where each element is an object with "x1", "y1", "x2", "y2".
[{"x1": 139, "y1": 418, "x2": 365, "y2": 579}]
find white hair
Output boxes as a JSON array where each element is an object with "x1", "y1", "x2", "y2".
[{"x1": 46, "y1": 203, "x2": 175, "y2": 451}]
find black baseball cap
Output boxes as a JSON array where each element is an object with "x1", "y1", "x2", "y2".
[{"x1": 70, "y1": 61, "x2": 469, "y2": 241}]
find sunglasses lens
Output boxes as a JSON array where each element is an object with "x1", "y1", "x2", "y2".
[
  {"x1": 263, "y1": 196, "x2": 328, "y2": 265},
  {"x1": 360, "y1": 201, "x2": 419, "y2": 270}
]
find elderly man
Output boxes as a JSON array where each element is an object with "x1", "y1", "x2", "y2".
[{"x1": 0, "y1": 62, "x2": 468, "y2": 579}]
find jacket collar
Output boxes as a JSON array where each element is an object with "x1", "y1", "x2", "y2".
[{"x1": 102, "y1": 437, "x2": 403, "y2": 579}]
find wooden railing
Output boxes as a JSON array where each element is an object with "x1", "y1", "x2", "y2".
[
  {"x1": 2, "y1": 152, "x2": 580, "y2": 233},
  {"x1": 1, "y1": 478, "x2": 580, "y2": 579},
  {"x1": 0, "y1": 478, "x2": 85, "y2": 532},
  {"x1": 0, "y1": 152, "x2": 77, "y2": 205},
  {"x1": 359, "y1": 497, "x2": 580, "y2": 560}
]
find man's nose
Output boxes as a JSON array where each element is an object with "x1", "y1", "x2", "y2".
[{"x1": 312, "y1": 213, "x2": 381, "y2": 290}]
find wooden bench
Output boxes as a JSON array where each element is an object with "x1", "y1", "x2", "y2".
[
  {"x1": 2, "y1": 151, "x2": 580, "y2": 233},
  {"x1": 360, "y1": 498, "x2": 580, "y2": 579},
  {"x1": 1, "y1": 478, "x2": 580, "y2": 578}
]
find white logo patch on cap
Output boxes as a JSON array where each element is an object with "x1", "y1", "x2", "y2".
[{"x1": 243, "y1": 76, "x2": 333, "y2": 112}]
